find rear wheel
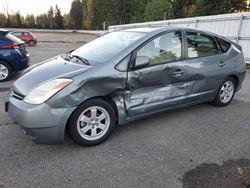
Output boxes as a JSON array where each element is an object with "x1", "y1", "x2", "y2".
[
  {"x1": 212, "y1": 77, "x2": 236, "y2": 107},
  {"x1": 0, "y1": 61, "x2": 12, "y2": 82},
  {"x1": 28, "y1": 40, "x2": 36, "y2": 47},
  {"x1": 68, "y1": 98, "x2": 116, "y2": 146}
]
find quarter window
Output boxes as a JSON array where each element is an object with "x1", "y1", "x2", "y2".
[
  {"x1": 136, "y1": 31, "x2": 182, "y2": 66},
  {"x1": 216, "y1": 37, "x2": 231, "y2": 52},
  {"x1": 116, "y1": 55, "x2": 131, "y2": 72},
  {"x1": 186, "y1": 32, "x2": 218, "y2": 58}
]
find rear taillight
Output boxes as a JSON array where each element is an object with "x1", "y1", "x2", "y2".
[{"x1": 0, "y1": 43, "x2": 20, "y2": 49}]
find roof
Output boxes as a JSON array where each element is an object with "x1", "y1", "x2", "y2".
[{"x1": 120, "y1": 26, "x2": 188, "y2": 33}]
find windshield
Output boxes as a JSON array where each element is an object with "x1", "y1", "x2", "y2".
[{"x1": 71, "y1": 31, "x2": 146, "y2": 63}]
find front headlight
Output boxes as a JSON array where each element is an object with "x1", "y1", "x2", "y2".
[{"x1": 23, "y1": 78, "x2": 73, "y2": 105}]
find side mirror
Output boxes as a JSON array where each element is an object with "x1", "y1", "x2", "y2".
[{"x1": 134, "y1": 56, "x2": 150, "y2": 69}]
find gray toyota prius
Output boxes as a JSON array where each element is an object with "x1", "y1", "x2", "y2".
[{"x1": 5, "y1": 27, "x2": 246, "y2": 146}]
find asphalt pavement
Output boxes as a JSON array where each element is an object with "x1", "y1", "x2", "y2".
[{"x1": 0, "y1": 33, "x2": 250, "y2": 188}]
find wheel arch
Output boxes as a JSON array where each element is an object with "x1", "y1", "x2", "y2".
[
  {"x1": 0, "y1": 59, "x2": 14, "y2": 71},
  {"x1": 228, "y1": 74, "x2": 239, "y2": 89}
]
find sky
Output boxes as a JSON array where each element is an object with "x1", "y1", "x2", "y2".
[{"x1": 0, "y1": 0, "x2": 73, "y2": 16}]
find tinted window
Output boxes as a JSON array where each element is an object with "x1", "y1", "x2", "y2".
[
  {"x1": 186, "y1": 32, "x2": 218, "y2": 58},
  {"x1": 12, "y1": 32, "x2": 22, "y2": 36},
  {"x1": 5, "y1": 33, "x2": 23, "y2": 44},
  {"x1": 72, "y1": 31, "x2": 146, "y2": 63},
  {"x1": 136, "y1": 31, "x2": 182, "y2": 66},
  {"x1": 216, "y1": 37, "x2": 231, "y2": 52}
]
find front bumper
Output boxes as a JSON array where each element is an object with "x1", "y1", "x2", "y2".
[{"x1": 5, "y1": 91, "x2": 76, "y2": 144}]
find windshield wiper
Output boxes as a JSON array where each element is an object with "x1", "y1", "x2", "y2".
[{"x1": 68, "y1": 53, "x2": 90, "y2": 65}]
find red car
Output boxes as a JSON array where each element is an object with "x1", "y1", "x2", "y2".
[{"x1": 10, "y1": 31, "x2": 37, "y2": 47}]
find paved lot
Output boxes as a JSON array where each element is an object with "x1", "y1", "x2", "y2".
[
  {"x1": 0, "y1": 33, "x2": 250, "y2": 188},
  {"x1": 1, "y1": 32, "x2": 96, "y2": 89}
]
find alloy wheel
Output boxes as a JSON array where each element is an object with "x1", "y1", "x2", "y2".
[
  {"x1": 77, "y1": 106, "x2": 110, "y2": 141},
  {"x1": 220, "y1": 81, "x2": 234, "y2": 103},
  {"x1": 0, "y1": 64, "x2": 9, "y2": 81}
]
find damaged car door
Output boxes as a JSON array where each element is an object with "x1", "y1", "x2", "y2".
[{"x1": 125, "y1": 31, "x2": 193, "y2": 117}]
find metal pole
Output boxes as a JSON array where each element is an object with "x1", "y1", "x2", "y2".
[
  {"x1": 236, "y1": 15, "x2": 244, "y2": 44},
  {"x1": 103, "y1": 21, "x2": 106, "y2": 31},
  {"x1": 195, "y1": 19, "x2": 199, "y2": 28}
]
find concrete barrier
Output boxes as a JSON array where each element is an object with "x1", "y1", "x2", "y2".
[{"x1": 3, "y1": 28, "x2": 103, "y2": 35}]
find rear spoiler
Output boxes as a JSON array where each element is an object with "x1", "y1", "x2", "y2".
[
  {"x1": 0, "y1": 29, "x2": 9, "y2": 36},
  {"x1": 230, "y1": 41, "x2": 242, "y2": 52}
]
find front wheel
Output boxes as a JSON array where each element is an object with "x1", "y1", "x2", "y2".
[
  {"x1": 212, "y1": 77, "x2": 236, "y2": 107},
  {"x1": 68, "y1": 98, "x2": 116, "y2": 146}
]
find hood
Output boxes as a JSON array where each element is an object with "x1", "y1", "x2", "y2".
[{"x1": 13, "y1": 56, "x2": 91, "y2": 95}]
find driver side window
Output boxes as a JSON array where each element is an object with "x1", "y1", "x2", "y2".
[{"x1": 136, "y1": 31, "x2": 182, "y2": 66}]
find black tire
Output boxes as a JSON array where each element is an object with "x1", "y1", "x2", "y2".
[
  {"x1": 68, "y1": 98, "x2": 116, "y2": 146},
  {"x1": 212, "y1": 77, "x2": 236, "y2": 107},
  {"x1": 28, "y1": 40, "x2": 36, "y2": 47},
  {"x1": 0, "y1": 61, "x2": 13, "y2": 82}
]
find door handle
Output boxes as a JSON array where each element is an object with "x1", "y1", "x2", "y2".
[
  {"x1": 219, "y1": 61, "x2": 226, "y2": 67},
  {"x1": 172, "y1": 69, "x2": 184, "y2": 77}
]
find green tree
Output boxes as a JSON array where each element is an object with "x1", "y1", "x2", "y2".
[
  {"x1": 36, "y1": 14, "x2": 49, "y2": 29},
  {"x1": 144, "y1": 0, "x2": 172, "y2": 21},
  {"x1": 5, "y1": 16, "x2": 11, "y2": 27},
  {"x1": 194, "y1": 0, "x2": 247, "y2": 16},
  {"x1": 70, "y1": 0, "x2": 84, "y2": 29},
  {"x1": 15, "y1": 12, "x2": 22, "y2": 27},
  {"x1": 0, "y1": 13, "x2": 7, "y2": 27},
  {"x1": 47, "y1": 6, "x2": 55, "y2": 29},
  {"x1": 92, "y1": 0, "x2": 117, "y2": 29},
  {"x1": 63, "y1": 13, "x2": 74, "y2": 29},
  {"x1": 25, "y1": 15, "x2": 36, "y2": 28},
  {"x1": 84, "y1": 0, "x2": 94, "y2": 29},
  {"x1": 172, "y1": 0, "x2": 197, "y2": 18},
  {"x1": 55, "y1": 5, "x2": 64, "y2": 29},
  {"x1": 114, "y1": 0, "x2": 132, "y2": 24}
]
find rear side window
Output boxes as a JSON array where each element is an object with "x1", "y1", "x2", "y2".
[
  {"x1": 5, "y1": 33, "x2": 23, "y2": 44},
  {"x1": 12, "y1": 32, "x2": 22, "y2": 36},
  {"x1": 186, "y1": 32, "x2": 218, "y2": 58},
  {"x1": 216, "y1": 37, "x2": 231, "y2": 52}
]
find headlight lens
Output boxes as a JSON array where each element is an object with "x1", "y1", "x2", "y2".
[{"x1": 23, "y1": 78, "x2": 73, "y2": 104}]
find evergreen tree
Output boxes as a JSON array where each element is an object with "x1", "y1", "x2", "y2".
[
  {"x1": 55, "y1": 5, "x2": 64, "y2": 29},
  {"x1": 36, "y1": 14, "x2": 49, "y2": 29},
  {"x1": 92, "y1": 0, "x2": 116, "y2": 29},
  {"x1": 0, "y1": 13, "x2": 7, "y2": 27},
  {"x1": 47, "y1": 6, "x2": 55, "y2": 29},
  {"x1": 25, "y1": 15, "x2": 36, "y2": 28},
  {"x1": 194, "y1": 0, "x2": 247, "y2": 16},
  {"x1": 115, "y1": 0, "x2": 132, "y2": 24},
  {"x1": 144, "y1": 0, "x2": 172, "y2": 21},
  {"x1": 172, "y1": 0, "x2": 196, "y2": 18},
  {"x1": 15, "y1": 12, "x2": 22, "y2": 27},
  {"x1": 70, "y1": 0, "x2": 84, "y2": 29}
]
